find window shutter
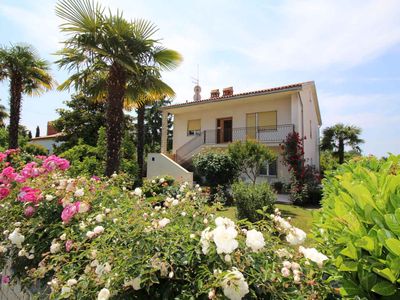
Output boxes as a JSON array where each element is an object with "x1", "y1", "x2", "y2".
[
  {"x1": 246, "y1": 113, "x2": 256, "y2": 139},
  {"x1": 259, "y1": 111, "x2": 277, "y2": 130},
  {"x1": 187, "y1": 119, "x2": 201, "y2": 135}
]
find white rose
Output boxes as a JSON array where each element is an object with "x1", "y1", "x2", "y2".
[
  {"x1": 95, "y1": 214, "x2": 104, "y2": 223},
  {"x1": 133, "y1": 187, "x2": 142, "y2": 197},
  {"x1": 67, "y1": 279, "x2": 77, "y2": 286},
  {"x1": 10, "y1": 229, "x2": 26, "y2": 248},
  {"x1": 86, "y1": 231, "x2": 95, "y2": 239},
  {"x1": 159, "y1": 178, "x2": 165, "y2": 183},
  {"x1": 215, "y1": 217, "x2": 235, "y2": 228},
  {"x1": 286, "y1": 227, "x2": 306, "y2": 245},
  {"x1": 74, "y1": 189, "x2": 84, "y2": 197},
  {"x1": 213, "y1": 226, "x2": 238, "y2": 254},
  {"x1": 245, "y1": 229, "x2": 265, "y2": 252},
  {"x1": 299, "y1": 246, "x2": 328, "y2": 267},
  {"x1": 60, "y1": 233, "x2": 67, "y2": 241},
  {"x1": 50, "y1": 242, "x2": 61, "y2": 254},
  {"x1": 46, "y1": 194, "x2": 54, "y2": 201},
  {"x1": 224, "y1": 254, "x2": 231, "y2": 262},
  {"x1": 97, "y1": 288, "x2": 110, "y2": 300},
  {"x1": 282, "y1": 260, "x2": 292, "y2": 269},
  {"x1": 172, "y1": 199, "x2": 179, "y2": 206},
  {"x1": 125, "y1": 276, "x2": 141, "y2": 290},
  {"x1": 158, "y1": 218, "x2": 170, "y2": 228},
  {"x1": 221, "y1": 268, "x2": 249, "y2": 300},
  {"x1": 181, "y1": 212, "x2": 187, "y2": 216},
  {"x1": 61, "y1": 286, "x2": 72, "y2": 296},
  {"x1": 94, "y1": 226, "x2": 105, "y2": 235},
  {"x1": 281, "y1": 267, "x2": 291, "y2": 277}
]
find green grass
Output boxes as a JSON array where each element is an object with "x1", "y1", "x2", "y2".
[{"x1": 216, "y1": 204, "x2": 318, "y2": 234}]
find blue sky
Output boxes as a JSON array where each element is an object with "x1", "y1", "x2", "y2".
[{"x1": 0, "y1": 0, "x2": 399, "y2": 156}]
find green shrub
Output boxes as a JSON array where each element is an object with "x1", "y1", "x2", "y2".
[
  {"x1": 142, "y1": 175, "x2": 176, "y2": 197},
  {"x1": 23, "y1": 143, "x2": 49, "y2": 155},
  {"x1": 193, "y1": 149, "x2": 238, "y2": 200},
  {"x1": 272, "y1": 181, "x2": 284, "y2": 193},
  {"x1": 228, "y1": 140, "x2": 276, "y2": 184},
  {"x1": 232, "y1": 181, "x2": 276, "y2": 222},
  {"x1": 314, "y1": 155, "x2": 400, "y2": 298}
]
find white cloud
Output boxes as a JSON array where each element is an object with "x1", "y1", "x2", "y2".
[{"x1": 239, "y1": 0, "x2": 400, "y2": 71}]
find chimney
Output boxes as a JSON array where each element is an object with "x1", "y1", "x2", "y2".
[
  {"x1": 210, "y1": 89, "x2": 220, "y2": 98},
  {"x1": 223, "y1": 87, "x2": 233, "y2": 97},
  {"x1": 47, "y1": 122, "x2": 58, "y2": 136}
]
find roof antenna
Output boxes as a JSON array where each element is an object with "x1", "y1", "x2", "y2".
[{"x1": 191, "y1": 64, "x2": 201, "y2": 102}]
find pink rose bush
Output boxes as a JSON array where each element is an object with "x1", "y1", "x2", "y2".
[{"x1": 0, "y1": 150, "x2": 331, "y2": 299}]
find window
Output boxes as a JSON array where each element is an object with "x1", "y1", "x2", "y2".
[
  {"x1": 259, "y1": 160, "x2": 277, "y2": 177},
  {"x1": 246, "y1": 111, "x2": 277, "y2": 140},
  {"x1": 187, "y1": 119, "x2": 201, "y2": 136}
]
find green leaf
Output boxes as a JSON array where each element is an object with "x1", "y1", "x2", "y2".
[
  {"x1": 373, "y1": 268, "x2": 397, "y2": 283},
  {"x1": 384, "y1": 214, "x2": 400, "y2": 235},
  {"x1": 340, "y1": 242, "x2": 358, "y2": 260},
  {"x1": 339, "y1": 260, "x2": 358, "y2": 271},
  {"x1": 371, "y1": 281, "x2": 397, "y2": 296},
  {"x1": 355, "y1": 236, "x2": 375, "y2": 252},
  {"x1": 386, "y1": 238, "x2": 400, "y2": 256},
  {"x1": 340, "y1": 278, "x2": 365, "y2": 297},
  {"x1": 360, "y1": 272, "x2": 377, "y2": 291}
]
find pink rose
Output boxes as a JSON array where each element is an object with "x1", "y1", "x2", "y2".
[
  {"x1": 65, "y1": 240, "x2": 73, "y2": 252},
  {"x1": 0, "y1": 153, "x2": 7, "y2": 163},
  {"x1": 61, "y1": 202, "x2": 81, "y2": 223},
  {"x1": 1, "y1": 275, "x2": 10, "y2": 284},
  {"x1": 0, "y1": 166, "x2": 17, "y2": 183},
  {"x1": 42, "y1": 155, "x2": 70, "y2": 172},
  {"x1": 0, "y1": 187, "x2": 10, "y2": 200},
  {"x1": 24, "y1": 206, "x2": 36, "y2": 218},
  {"x1": 18, "y1": 187, "x2": 42, "y2": 204}
]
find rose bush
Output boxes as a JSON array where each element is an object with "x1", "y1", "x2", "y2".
[{"x1": 0, "y1": 150, "x2": 331, "y2": 299}]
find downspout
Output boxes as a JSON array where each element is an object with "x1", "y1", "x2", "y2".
[{"x1": 297, "y1": 92, "x2": 304, "y2": 138}]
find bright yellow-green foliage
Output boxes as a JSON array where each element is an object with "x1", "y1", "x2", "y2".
[{"x1": 314, "y1": 155, "x2": 400, "y2": 298}]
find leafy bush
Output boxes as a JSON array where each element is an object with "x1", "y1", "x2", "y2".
[
  {"x1": 193, "y1": 149, "x2": 238, "y2": 195},
  {"x1": 314, "y1": 155, "x2": 400, "y2": 298},
  {"x1": 0, "y1": 150, "x2": 331, "y2": 299},
  {"x1": 281, "y1": 132, "x2": 321, "y2": 206},
  {"x1": 232, "y1": 181, "x2": 276, "y2": 222},
  {"x1": 23, "y1": 143, "x2": 49, "y2": 155},
  {"x1": 228, "y1": 140, "x2": 275, "y2": 184},
  {"x1": 142, "y1": 175, "x2": 176, "y2": 197}
]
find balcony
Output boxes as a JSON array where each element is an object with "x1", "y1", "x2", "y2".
[{"x1": 176, "y1": 124, "x2": 294, "y2": 164}]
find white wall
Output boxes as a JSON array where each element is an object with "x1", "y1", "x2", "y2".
[
  {"x1": 172, "y1": 93, "x2": 292, "y2": 152},
  {"x1": 298, "y1": 84, "x2": 321, "y2": 170},
  {"x1": 29, "y1": 139, "x2": 62, "y2": 154},
  {"x1": 147, "y1": 153, "x2": 193, "y2": 185}
]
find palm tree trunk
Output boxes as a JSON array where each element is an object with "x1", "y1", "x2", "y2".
[
  {"x1": 136, "y1": 105, "x2": 145, "y2": 185},
  {"x1": 338, "y1": 138, "x2": 344, "y2": 164},
  {"x1": 105, "y1": 63, "x2": 126, "y2": 177},
  {"x1": 9, "y1": 76, "x2": 22, "y2": 149}
]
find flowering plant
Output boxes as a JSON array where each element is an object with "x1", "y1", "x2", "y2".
[{"x1": 0, "y1": 151, "x2": 331, "y2": 299}]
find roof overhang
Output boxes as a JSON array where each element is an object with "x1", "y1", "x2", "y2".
[{"x1": 162, "y1": 84, "x2": 303, "y2": 114}]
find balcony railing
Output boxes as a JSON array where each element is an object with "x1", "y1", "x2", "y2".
[{"x1": 176, "y1": 124, "x2": 294, "y2": 164}]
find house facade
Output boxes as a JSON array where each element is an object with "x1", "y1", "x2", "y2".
[
  {"x1": 29, "y1": 122, "x2": 63, "y2": 154},
  {"x1": 147, "y1": 81, "x2": 321, "y2": 184}
]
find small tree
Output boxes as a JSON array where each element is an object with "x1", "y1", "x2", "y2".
[
  {"x1": 35, "y1": 126, "x2": 40, "y2": 138},
  {"x1": 228, "y1": 140, "x2": 276, "y2": 185},
  {"x1": 193, "y1": 149, "x2": 238, "y2": 192}
]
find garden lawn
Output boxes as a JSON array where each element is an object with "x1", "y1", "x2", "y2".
[{"x1": 216, "y1": 204, "x2": 317, "y2": 234}]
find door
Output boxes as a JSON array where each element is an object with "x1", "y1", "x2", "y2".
[{"x1": 216, "y1": 117, "x2": 233, "y2": 144}]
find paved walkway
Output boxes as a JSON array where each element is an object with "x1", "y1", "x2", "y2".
[{"x1": 276, "y1": 194, "x2": 291, "y2": 204}]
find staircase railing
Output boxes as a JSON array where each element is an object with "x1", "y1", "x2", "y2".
[{"x1": 175, "y1": 124, "x2": 294, "y2": 164}]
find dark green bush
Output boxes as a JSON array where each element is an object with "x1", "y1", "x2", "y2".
[
  {"x1": 272, "y1": 181, "x2": 284, "y2": 193},
  {"x1": 232, "y1": 181, "x2": 276, "y2": 222},
  {"x1": 193, "y1": 149, "x2": 238, "y2": 187},
  {"x1": 23, "y1": 143, "x2": 49, "y2": 155}
]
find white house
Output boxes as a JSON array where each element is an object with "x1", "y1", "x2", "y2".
[{"x1": 147, "y1": 81, "x2": 322, "y2": 185}]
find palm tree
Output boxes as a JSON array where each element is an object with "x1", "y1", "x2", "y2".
[
  {"x1": 0, "y1": 45, "x2": 53, "y2": 148},
  {"x1": 55, "y1": 0, "x2": 182, "y2": 176},
  {"x1": 321, "y1": 123, "x2": 364, "y2": 164}
]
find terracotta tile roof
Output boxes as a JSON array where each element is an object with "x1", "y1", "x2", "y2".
[
  {"x1": 163, "y1": 82, "x2": 305, "y2": 110},
  {"x1": 30, "y1": 133, "x2": 63, "y2": 141}
]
